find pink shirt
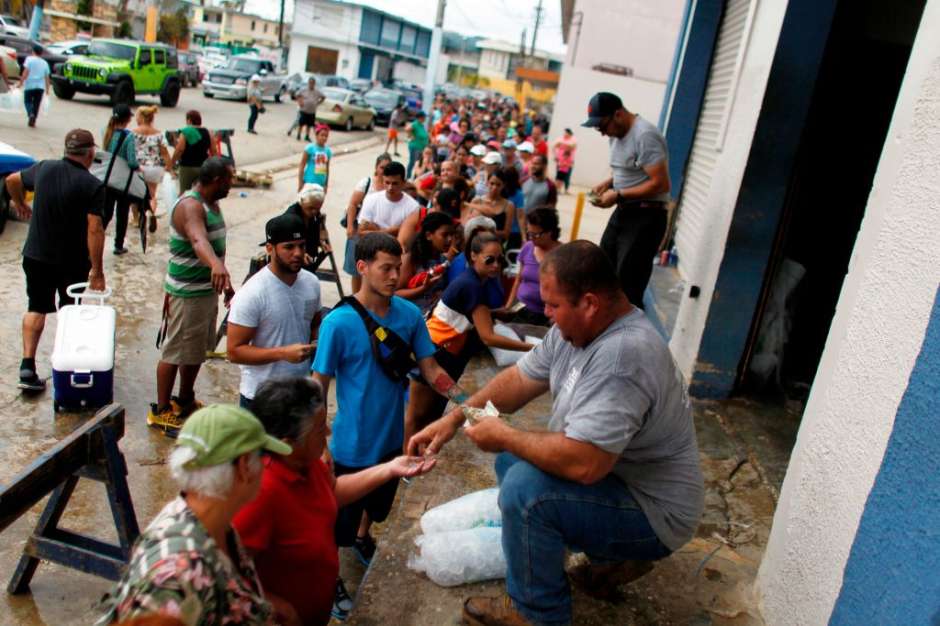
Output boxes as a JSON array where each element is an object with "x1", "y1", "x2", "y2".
[{"x1": 554, "y1": 136, "x2": 577, "y2": 171}]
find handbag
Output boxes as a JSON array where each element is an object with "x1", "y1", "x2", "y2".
[{"x1": 90, "y1": 130, "x2": 149, "y2": 203}]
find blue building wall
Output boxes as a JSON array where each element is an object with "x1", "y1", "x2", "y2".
[{"x1": 830, "y1": 288, "x2": 940, "y2": 624}]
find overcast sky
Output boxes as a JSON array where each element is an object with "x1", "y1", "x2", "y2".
[{"x1": 244, "y1": 0, "x2": 568, "y2": 55}]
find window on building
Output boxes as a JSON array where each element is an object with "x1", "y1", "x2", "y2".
[
  {"x1": 399, "y1": 25, "x2": 416, "y2": 53},
  {"x1": 360, "y1": 10, "x2": 381, "y2": 45},
  {"x1": 380, "y1": 18, "x2": 400, "y2": 49},
  {"x1": 251, "y1": 20, "x2": 256, "y2": 31},
  {"x1": 264, "y1": 23, "x2": 268, "y2": 33},
  {"x1": 202, "y1": 12, "x2": 209, "y2": 22},
  {"x1": 416, "y1": 30, "x2": 431, "y2": 58}
]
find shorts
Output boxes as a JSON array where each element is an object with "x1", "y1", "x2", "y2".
[
  {"x1": 343, "y1": 235, "x2": 359, "y2": 276},
  {"x1": 141, "y1": 165, "x2": 165, "y2": 184},
  {"x1": 387, "y1": 128, "x2": 398, "y2": 139},
  {"x1": 160, "y1": 293, "x2": 218, "y2": 365},
  {"x1": 555, "y1": 168, "x2": 571, "y2": 186},
  {"x1": 23, "y1": 256, "x2": 90, "y2": 314},
  {"x1": 298, "y1": 111, "x2": 317, "y2": 127},
  {"x1": 178, "y1": 166, "x2": 200, "y2": 196},
  {"x1": 334, "y1": 449, "x2": 400, "y2": 546}
]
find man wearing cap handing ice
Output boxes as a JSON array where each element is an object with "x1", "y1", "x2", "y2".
[
  {"x1": 4, "y1": 129, "x2": 107, "y2": 392},
  {"x1": 585, "y1": 91, "x2": 671, "y2": 308},
  {"x1": 227, "y1": 213, "x2": 323, "y2": 408},
  {"x1": 97, "y1": 404, "x2": 293, "y2": 626}
]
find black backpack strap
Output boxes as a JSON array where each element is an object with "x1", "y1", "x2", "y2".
[
  {"x1": 103, "y1": 129, "x2": 129, "y2": 186},
  {"x1": 340, "y1": 296, "x2": 417, "y2": 385}
]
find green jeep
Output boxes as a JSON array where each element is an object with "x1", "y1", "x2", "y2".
[{"x1": 51, "y1": 39, "x2": 182, "y2": 107}]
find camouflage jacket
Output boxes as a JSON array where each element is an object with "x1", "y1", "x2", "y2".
[{"x1": 96, "y1": 496, "x2": 275, "y2": 626}]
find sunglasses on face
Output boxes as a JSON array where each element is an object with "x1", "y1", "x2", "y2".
[
  {"x1": 526, "y1": 230, "x2": 547, "y2": 240},
  {"x1": 483, "y1": 255, "x2": 502, "y2": 266}
]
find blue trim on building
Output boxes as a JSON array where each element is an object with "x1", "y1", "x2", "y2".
[
  {"x1": 659, "y1": 0, "x2": 693, "y2": 129},
  {"x1": 660, "y1": 0, "x2": 723, "y2": 198},
  {"x1": 689, "y1": 0, "x2": 839, "y2": 398},
  {"x1": 830, "y1": 288, "x2": 940, "y2": 625}
]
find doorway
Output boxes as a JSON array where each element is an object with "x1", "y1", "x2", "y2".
[{"x1": 740, "y1": 0, "x2": 926, "y2": 399}]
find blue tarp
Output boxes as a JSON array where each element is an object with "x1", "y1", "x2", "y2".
[{"x1": 0, "y1": 141, "x2": 36, "y2": 175}]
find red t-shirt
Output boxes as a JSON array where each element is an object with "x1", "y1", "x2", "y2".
[
  {"x1": 233, "y1": 457, "x2": 339, "y2": 626},
  {"x1": 529, "y1": 137, "x2": 549, "y2": 157}
]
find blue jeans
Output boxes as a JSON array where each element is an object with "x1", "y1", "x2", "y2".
[
  {"x1": 406, "y1": 145, "x2": 422, "y2": 179},
  {"x1": 495, "y1": 453, "x2": 671, "y2": 625}
]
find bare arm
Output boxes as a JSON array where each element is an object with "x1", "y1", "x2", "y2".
[
  {"x1": 334, "y1": 456, "x2": 435, "y2": 507},
  {"x1": 407, "y1": 364, "x2": 549, "y2": 455},
  {"x1": 345, "y1": 188, "x2": 365, "y2": 237},
  {"x1": 616, "y1": 160, "x2": 670, "y2": 201},
  {"x1": 501, "y1": 202, "x2": 515, "y2": 242},
  {"x1": 465, "y1": 422, "x2": 619, "y2": 485},
  {"x1": 226, "y1": 323, "x2": 313, "y2": 365},
  {"x1": 471, "y1": 305, "x2": 531, "y2": 351},
  {"x1": 5, "y1": 172, "x2": 30, "y2": 219},
  {"x1": 397, "y1": 211, "x2": 419, "y2": 250},
  {"x1": 167, "y1": 135, "x2": 186, "y2": 170},
  {"x1": 505, "y1": 259, "x2": 523, "y2": 308},
  {"x1": 17, "y1": 65, "x2": 28, "y2": 87},
  {"x1": 311, "y1": 371, "x2": 332, "y2": 400},
  {"x1": 86, "y1": 214, "x2": 106, "y2": 292}
]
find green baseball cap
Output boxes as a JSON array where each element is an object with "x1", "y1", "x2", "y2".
[{"x1": 177, "y1": 404, "x2": 292, "y2": 468}]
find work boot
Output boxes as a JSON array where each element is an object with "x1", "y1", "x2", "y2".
[
  {"x1": 353, "y1": 533, "x2": 376, "y2": 566},
  {"x1": 147, "y1": 403, "x2": 185, "y2": 438},
  {"x1": 462, "y1": 595, "x2": 532, "y2": 626},
  {"x1": 568, "y1": 559, "x2": 655, "y2": 601}
]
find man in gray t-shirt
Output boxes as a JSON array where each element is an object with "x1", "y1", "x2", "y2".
[
  {"x1": 519, "y1": 153, "x2": 558, "y2": 234},
  {"x1": 409, "y1": 241, "x2": 703, "y2": 626},
  {"x1": 584, "y1": 91, "x2": 671, "y2": 308},
  {"x1": 226, "y1": 214, "x2": 322, "y2": 405}
]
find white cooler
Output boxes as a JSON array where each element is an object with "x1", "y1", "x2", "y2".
[{"x1": 51, "y1": 283, "x2": 116, "y2": 412}]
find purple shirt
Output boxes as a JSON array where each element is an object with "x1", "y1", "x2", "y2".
[{"x1": 517, "y1": 241, "x2": 544, "y2": 313}]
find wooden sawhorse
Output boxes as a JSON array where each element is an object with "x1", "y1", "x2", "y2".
[{"x1": 0, "y1": 404, "x2": 140, "y2": 593}]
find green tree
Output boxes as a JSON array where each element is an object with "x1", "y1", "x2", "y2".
[{"x1": 157, "y1": 8, "x2": 190, "y2": 46}]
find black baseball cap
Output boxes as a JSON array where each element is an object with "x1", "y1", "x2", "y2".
[
  {"x1": 582, "y1": 92, "x2": 623, "y2": 128},
  {"x1": 265, "y1": 214, "x2": 305, "y2": 245}
]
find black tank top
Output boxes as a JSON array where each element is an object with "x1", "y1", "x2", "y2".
[{"x1": 179, "y1": 128, "x2": 211, "y2": 167}]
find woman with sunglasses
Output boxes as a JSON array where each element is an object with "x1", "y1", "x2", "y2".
[
  {"x1": 505, "y1": 208, "x2": 562, "y2": 326},
  {"x1": 405, "y1": 231, "x2": 533, "y2": 439}
]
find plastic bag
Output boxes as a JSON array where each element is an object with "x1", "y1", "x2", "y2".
[
  {"x1": 159, "y1": 171, "x2": 177, "y2": 212},
  {"x1": 39, "y1": 93, "x2": 50, "y2": 116},
  {"x1": 420, "y1": 488, "x2": 501, "y2": 534},
  {"x1": 0, "y1": 87, "x2": 23, "y2": 114},
  {"x1": 488, "y1": 324, "x2": 533, "y2": 367},
  {"x1": 408, "y1": 527, "x2": 506, "y2": 587}
]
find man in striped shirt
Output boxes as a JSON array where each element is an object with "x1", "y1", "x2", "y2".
[{"x1": 149, "y1": 157, "x2": 234, "y2": 436}]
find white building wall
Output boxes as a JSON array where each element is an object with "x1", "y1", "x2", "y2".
[
  {"x1": 755, "y1": 1, "x2": 940, "y2": 621},
  {"x1": 393, "y1": 59, "x2": 426, "y2": 84},
  {"x1": 478, "y1": 49, "x2": 510, "y2": 80},
  {"x1": 564, "y1": 0, "x2": 686, "y2": 80},
  {"x1": 550, "y1": 66, "x2": 666, "y2": 187},
  {"x1": 667, "y1": 0, "x2": 789, "y2": 379},
  {"x1": 551, "y1": 0, "x2": 684, "y2": 187},
  {"x1": 288, "y1": 0, "x2": 362, "y2": 78}
]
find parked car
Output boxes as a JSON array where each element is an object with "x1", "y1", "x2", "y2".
[
  {"x1": 363, "y1": 88, "x2": 405, "y2": 126},
  {"x1": 282, "y1": 71, "x2": 314, "y2": 99},
  {"x1": 0, "y1": 35, "x2": 68, "y2": 71},
  {"x1": 0, "y1": 44, "x2": 20, "y2": 81},
  {"x1": 203, "y1": 55, "x2": 286, "y2": 101},
  {"x1": 52, "y1": 39, "x2": 182, "y2": 107},
  {"x1": 349, "y1": 78, "x2": 372, "y2": 94},
  {"x1": 317, "y1": 74, "x2": 349, "y2": 89},
  {"x1": 46, "y1": 38, "x2": 90, "y2": 56},
  {"x1": 316, "y1": 87, "x2": 375, "y2": 131},
  {"x1": 0, "y1": 14, "x2": 29, "y2": 39},
  {"x1": 177, "y1": 50, "x2": 200, "y2": 87}
]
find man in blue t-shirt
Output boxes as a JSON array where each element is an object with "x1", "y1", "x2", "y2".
[{"x1": 311, "y1": 233, "x2": 472, "y2": 569}]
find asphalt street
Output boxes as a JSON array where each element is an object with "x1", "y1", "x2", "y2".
[{"x1": 0, "y1": 83, "x2": 376, "y2": 165}]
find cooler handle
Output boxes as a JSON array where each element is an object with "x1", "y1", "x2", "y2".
[
  {"x1": 66, "y1": 283, "x2": 113, "y2": 306},
  {"x1": 70, "y1": 373, "x2": 94, "y2": 389}
]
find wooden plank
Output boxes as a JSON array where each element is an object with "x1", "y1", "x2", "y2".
[
  {"x1": 0, "y1": 405, "x2": 124, "y2": 534},
  {"x1": 24, "y1": 535, "x2": 125, "y2": 581}
]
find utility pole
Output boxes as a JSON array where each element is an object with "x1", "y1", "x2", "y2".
[
  {"x1": 27, "y1": 0, "x2": 44, "y2": 41},
  {"x1": 277, "y1": 0, "x2": 285, "y2": 47},
  {"x1": 423, "y1": 0, "x2": 445, "y2": 115},
  {"x1": 529, "y1": 0, "x2": 543, "y2": 57}
]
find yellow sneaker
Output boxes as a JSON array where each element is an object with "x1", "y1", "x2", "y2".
[
  {"x1": 147, "y1": 403, "x2": 185, "y2": 437},
  {"x1": 171, "y1": 396, "x2": 204, "y2": 419}
]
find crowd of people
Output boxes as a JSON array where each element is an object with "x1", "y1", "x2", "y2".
[{"x1": 5, "y1": 87, "x2": 704, "y2": 626}]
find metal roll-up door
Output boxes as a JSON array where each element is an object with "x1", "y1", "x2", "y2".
[{"x1": 674, "y1": 0, "x2": 756, "y2": 276}]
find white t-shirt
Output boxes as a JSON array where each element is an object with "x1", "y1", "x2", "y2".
[
  {"x1": 228, "y1": 266, "x2": 321, "y2": 399},
  {"x1": 358, "y1": 190, "x2": 420, "y2": 229}
]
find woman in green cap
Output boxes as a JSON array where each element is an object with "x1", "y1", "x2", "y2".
[{"x1": 97, "y1": 404, "x2": 291, "y2": 626}]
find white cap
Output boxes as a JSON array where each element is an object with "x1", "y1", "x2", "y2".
[
  {"x1": 517, "y1": 141, "x2": 535, "y2": 153},
  {"x1": 482, "y1": 151, "x2": 503, "y2": 165},
  {"x1": 469, "y1": 144, "x2": 487, "y2": 157},
  {"x1": 249, "y1": 74, "x2": 261, "y2": 83},
  {"x1": 502, "y1": 139, "x2": 517, "y2": 149},
  {"x1": 297, "y1": 183, "x2": 325, "y2": 205}
]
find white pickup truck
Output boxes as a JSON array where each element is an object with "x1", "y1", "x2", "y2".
[{"x1": 202, "y1": 55, "x2": 287, "y2": 102}]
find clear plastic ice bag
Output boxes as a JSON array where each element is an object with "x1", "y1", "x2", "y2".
[
  {"x1": 407, "y1": 527, "x2": 506, "y2": 587},
  {"x1": 419, "y1": 487, "x2": 501, "y2": 534},
  {"x1": 159, "y1": 171, "x2": 177, "y2": 212}
]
